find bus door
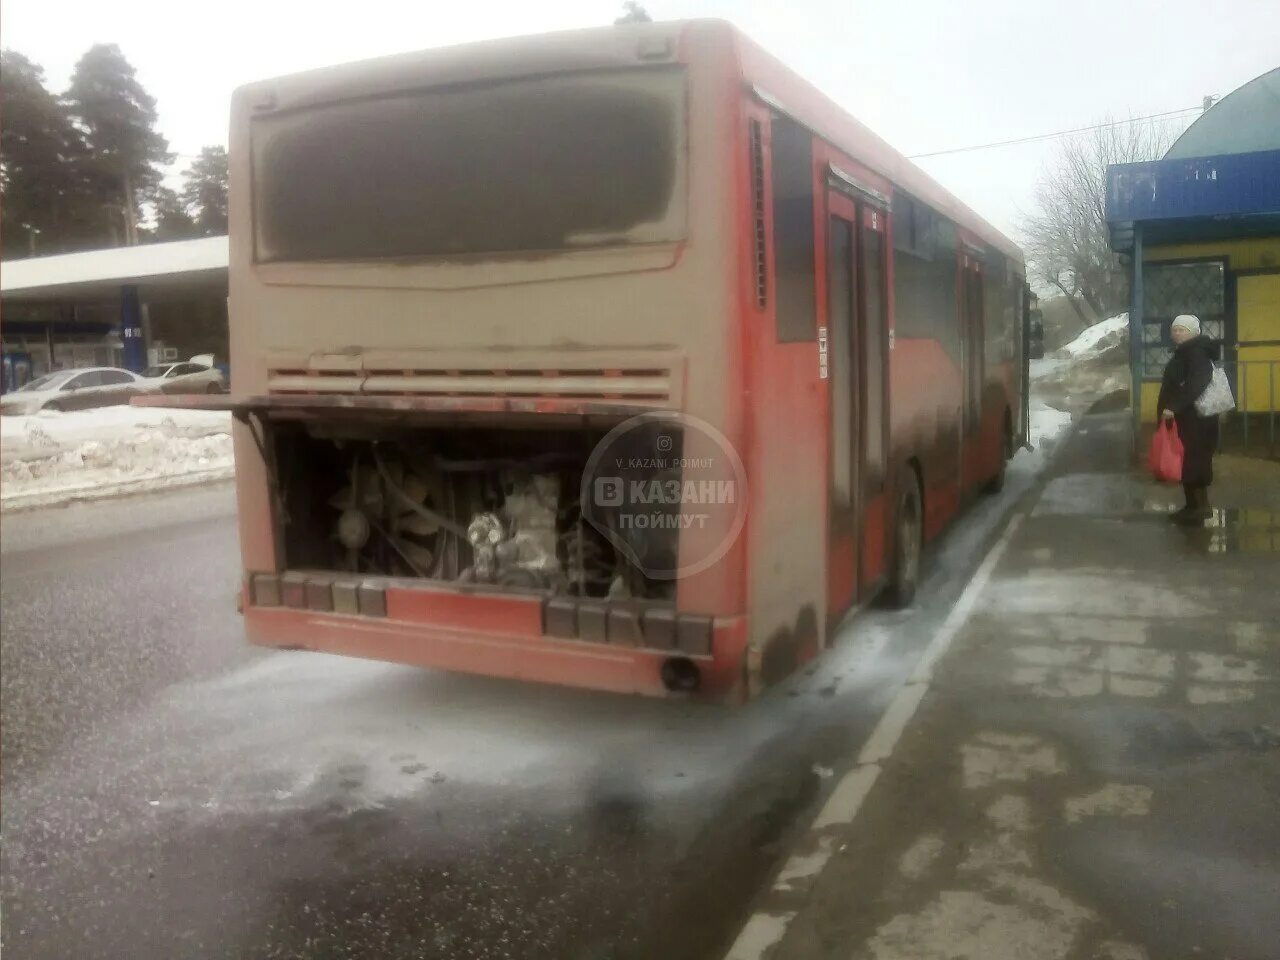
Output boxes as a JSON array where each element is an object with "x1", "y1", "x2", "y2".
[
  {"x1": 857, "y1": 203, "x2": 889, "y2": 591},
  {"x1": 824, "y1": 189, "x2": 890, "y2": 625},
  {"x1": 961, "y1": 252, "x2": 985, "y2": 486},
  {"x1": 825, "y1": 192, "x2": 861, "y2": 623}
]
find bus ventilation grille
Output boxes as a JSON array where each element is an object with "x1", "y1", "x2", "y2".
[{"x1": 267, "y1": 367, "x2": 675, "y2": 405}]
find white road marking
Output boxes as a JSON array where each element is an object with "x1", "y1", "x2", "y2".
[
  {"x1": 724, "y1": 912, "x2": 796, "y2": 960},
  {"x1": 812, "y1": 763, "x2": 881, "y2": 831},
  {"x1": 853, "y1": 681, "x2": 928, "y2": 766},
  {"x1": 909, "y1": 515, "x2": 1024, "y2": 683},
  {"x1": 722, "y1": 513, "x2": 1025, "y2": 960},
  {"x1": 774, "y1": 836, "x2": 839, "y2": 887}
]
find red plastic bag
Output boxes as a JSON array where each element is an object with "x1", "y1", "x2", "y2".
[{"x1": 1149, "y1": 420, "x2": 1184, "y2": 484}]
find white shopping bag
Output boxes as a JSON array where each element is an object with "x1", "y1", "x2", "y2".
[{"x1": 1195, "y1": 364, "x2": 1236, "y2": 417}]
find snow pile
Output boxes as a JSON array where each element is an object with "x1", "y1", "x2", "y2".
[
  {"x1": 1060, "y1": 313, "x2": 1128, "y2": 358},
  {"x1": 1032, "y1": 313, "x2": 1130, "y2": 411},
  {"x1": 1023, "y1": 314, "x2": 1131, "y2": 450},
  {"x1": 1, "y1": 407, "x2": 234, "y2": 508}
]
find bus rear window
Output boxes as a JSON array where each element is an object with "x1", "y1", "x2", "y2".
[{"x1": 251, "y1": 68, "x2": 686, "y2": 263}]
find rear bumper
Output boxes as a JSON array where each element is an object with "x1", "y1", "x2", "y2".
[{"x1": 243, "y1": 581, "x2": 748, "y2": 702}]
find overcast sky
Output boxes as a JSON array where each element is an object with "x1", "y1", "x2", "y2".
[{"x1": 3, "y1": 0, "x2": 1278, "y2": 238}]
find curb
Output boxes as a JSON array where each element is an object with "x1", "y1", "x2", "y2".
[
  {"x1": 1, "y1": 467, "x2": 236, "y2": 513},
  {"x1": 721, "y1": 405, "x2": 1082, "y2": 960}
]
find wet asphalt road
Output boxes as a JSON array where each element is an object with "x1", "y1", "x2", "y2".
[{"x1": 0, "y1": 448, "x2": 1050, "y2": 960}]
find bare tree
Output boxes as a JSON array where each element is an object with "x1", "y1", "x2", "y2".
[{"x1": 1021, "y1": 119, "x2": 1176, "y2": 325}]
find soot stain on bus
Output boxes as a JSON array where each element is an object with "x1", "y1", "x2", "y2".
[
  {"x1": 760, "y1": 606, "x2": 819, "y2": 688},
  {"x1": 252, "y1": 71, "x2": 683, "y2": 264}
]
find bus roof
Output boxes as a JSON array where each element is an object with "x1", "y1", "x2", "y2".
[{"x1": 721, "y1": 22, "x2": 1023, "y2": 266}]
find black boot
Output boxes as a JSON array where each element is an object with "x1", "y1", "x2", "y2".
[
  {"x1": 1194, "y1": 486, "x2": 1213, "y2": 519},
  {"x1": 1175, "y1": 486, "x2": 1213, "y2": 525},
  {"x1": 1169, "y1": 484, "x2": 1195, "y2": 521}
]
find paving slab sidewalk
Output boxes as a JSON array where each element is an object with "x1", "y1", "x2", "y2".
[{"x1": 762, "y1": 412, "x2": 1280, "y2": 960}]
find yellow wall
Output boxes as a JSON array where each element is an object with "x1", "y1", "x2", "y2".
[
  {"x1": 1140, "y1": 236, "x2": 1280, "y2": 420},
  {"x1": 1146, "y1": 237, "x2": 1280, "y2": 271},
  {"x1": 1237, "y1": 273, "x2": 1280, "y2": 412},
  {"x1": 1140, "y1": 381, "x2": 1161, "y2": 422}
]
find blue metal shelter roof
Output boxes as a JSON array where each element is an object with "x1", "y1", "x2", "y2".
[
  {"x1": 1106, "y1": 149, "x2": 1280, "y2": 251},
  {"x1": 1107, "y1": 149, "x2": 1280, "y2": 223}
]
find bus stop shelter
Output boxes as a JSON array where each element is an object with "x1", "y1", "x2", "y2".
[
  {"x1": 1108, "y1": 143, "x2": 1279, "y2": 456},
  {"x1": 1106, "y1": 66, "x2": 1280, "y2": 455}
]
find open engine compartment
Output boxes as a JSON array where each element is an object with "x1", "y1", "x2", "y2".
[{"x1": 269, "y1": 419, "x2": 676, "y2": 602}]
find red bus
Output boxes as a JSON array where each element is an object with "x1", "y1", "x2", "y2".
[{"x1": 152, "y1": 20, "x2": 1027, "y2": 702}]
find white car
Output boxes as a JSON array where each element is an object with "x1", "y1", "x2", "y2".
[
  {"x1": 139, "y1": 360, "x2": 226, "y2": 395},
  {"x1": 0, "y1": 367, "x2": 145, "y2": 415}
]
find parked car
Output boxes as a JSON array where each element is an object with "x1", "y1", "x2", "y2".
[
  {"x1": 139, "y1": 360, "x2": 226, "y2": 394},
  {"x1": 0, "y1": 367, "x2": 145, "y2": 415}
]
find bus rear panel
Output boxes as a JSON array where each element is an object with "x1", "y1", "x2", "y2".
[{"x1": 218, "y1": 20, "x2": 1025, "y2": 702}]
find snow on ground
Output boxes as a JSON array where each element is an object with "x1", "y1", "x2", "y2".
[
  {"x1": 1030, "y1": 357, "x2": 1071, "y2": 380},
  {"x1": 1025, "y1": 315, "x2": 1131, "y2": 449},
  {"x1": 1, "y1": 406, "x2": 234, "y2": 509},
  {"x1": 1060, "y1": 313, "x2": 1128, "y2": 358},
  {"x1": 1031, "y1": 314, "x2": 1131, "y2": 419},
  {"x1": 1030, "y1": 399, "x2": 1073, "y2": 447},
  {"x1": 1030, "y1": 314, "x2": 1129, "y2": 383}
]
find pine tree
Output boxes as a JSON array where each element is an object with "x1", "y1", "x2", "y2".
[
  {"x1": 148, "y1": 185, "x2": 198, "y2": 242},
  {"x1": 64, "y1": 44, "x2": 170, "y2": 247},
  {"x1": 0, "y1": 51, "x2": 88, "y2": 257},
  {"x1": 180, "y1": 146, "x2": 228, "y2": 236}
]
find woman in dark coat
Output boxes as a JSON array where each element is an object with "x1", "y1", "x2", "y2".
[{"x1": 1157, "y1": 314, "x2": 1220, "y2": 523}]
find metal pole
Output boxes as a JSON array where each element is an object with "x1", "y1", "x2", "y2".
[
  {"x1": 1217, "y1": 360, "x2": 1226, "y2": 454},
  {"x1": 119, "y1": 285, "x2": 146, "y2": 373},
  {"x1": 140, "y1": 301, "x2": 153, "y2": 364},
  {"x1": 1241, "y1": 361, "x2": 1248, "y2": 448},
  {"x1": 1129, "y1": 223, "x2": 1144, "y2": 450}
]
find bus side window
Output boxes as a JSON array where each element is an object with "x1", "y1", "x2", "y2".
[
  {"x1": 963, "y1": 261, "x2": 985, "y2": 433},
  {"x1": 770, "y1": 116, "x2": 817, "y2": 343}
]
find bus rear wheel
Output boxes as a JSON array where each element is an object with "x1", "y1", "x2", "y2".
[{"x1": 885, "y1": 472, "x2": 923, "y2": 609}]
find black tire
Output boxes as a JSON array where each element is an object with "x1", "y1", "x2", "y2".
[
  {"x1": 206, "y1": 382, "x2": 223, "y2": 394},
  {"x1": 984, "y1": 416, "x2": 1013, "y2": 494},
  {"x1": 885, "y1": 471, "x2": 923, "y2": 609}
]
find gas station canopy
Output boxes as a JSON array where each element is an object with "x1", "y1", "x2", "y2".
[{"x1": 1, "y1": 236, "x2": 228, "y2": 304}]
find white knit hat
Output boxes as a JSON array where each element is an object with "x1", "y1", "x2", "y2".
[{"x1": 1171, "y1": 314, "x2": 1201, "y2": 336}]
